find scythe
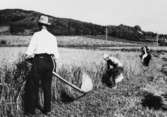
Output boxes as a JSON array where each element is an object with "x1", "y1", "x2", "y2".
[{"x1": 52, "y1": 71, "x2": 93, "y2": 94}]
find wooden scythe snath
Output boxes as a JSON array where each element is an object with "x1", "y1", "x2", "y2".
[{"x1": 52, "y1": 72, "x2": 87, "y2": 94}]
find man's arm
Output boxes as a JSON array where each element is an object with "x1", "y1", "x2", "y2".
[
  {"x1": 52, "y1": 36, "x2": 59, "y2": 60},
  {"x1": 50, "y1": 36, "x2": 59, "y2": 72}
]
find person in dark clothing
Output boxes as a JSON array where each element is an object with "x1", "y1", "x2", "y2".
[
  {"x1": 24, "y1": 15, "x2": 59, "y2": 115},
  {"x1": 139, "y1": 46, "x2": 151, "y2": 66},
  {"x1": 102, "y1": 54, "x2": 124, "y2": 88}
]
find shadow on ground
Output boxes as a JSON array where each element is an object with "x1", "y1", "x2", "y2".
[{"x1": 59, "y1": 90, "x2": 75, "y2": 103}]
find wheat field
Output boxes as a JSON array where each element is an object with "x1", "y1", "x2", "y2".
[{"x1": 0, "y1": 46, "x2": 167, "y2": 117}]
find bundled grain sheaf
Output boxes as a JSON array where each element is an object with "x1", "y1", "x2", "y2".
[
  {"x1": 0, "y1": 56, "x2": 31, "y2": 116},
  {"x1": 81, "y1": 72, "x2": 93, "y2": 92}
]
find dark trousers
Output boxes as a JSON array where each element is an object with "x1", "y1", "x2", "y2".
[
  {"x1": 23, "y1": 54, "x2": 54, "y2": 114},
  {"x1": 102, "y1": 66, "x2": 123, "y2": 88}
]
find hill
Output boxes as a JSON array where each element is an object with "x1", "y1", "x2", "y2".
[
  {"x1": 0, "y1": 9, "x2": 104, "y2": 36},
  {"x1": 0, "y1": 9, "x2": 167, "y2": 43}
]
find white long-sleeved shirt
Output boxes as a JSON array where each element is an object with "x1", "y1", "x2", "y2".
[
  {"x1": 141, "y1": 47, "x2": 148, "y2": 62},
  {"x1": 26, "y1": 28, "x2": 59, "y2": 60}
]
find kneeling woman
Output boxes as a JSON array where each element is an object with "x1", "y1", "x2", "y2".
[{"x1": 102, "y1": 54, "x2": 124, "y2": 88}]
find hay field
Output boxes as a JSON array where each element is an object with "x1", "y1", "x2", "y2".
[
  {"x1": 0, "y1": 47, "x2": 139, "y2": 67},
  {"x1": 0, "y1": 46, "x2": 167, "y2": 117},
  {"x1": 0, "y1": 35, "x2": 167, "y2": 117},
  {"x1": 0, "y1": 35, "x2": 154, "y2": 47}
]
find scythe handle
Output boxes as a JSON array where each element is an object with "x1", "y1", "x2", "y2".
[{"x1": 52, "y1": 72, "x2": 86, "y2": 94}]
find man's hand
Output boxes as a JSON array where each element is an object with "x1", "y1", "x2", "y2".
[
  {"x1": 51, "y1": 55, "x2": 57, "y2": 72},
  {"x1": 23, "y1": 54, "x2": 34, "y2": 69},
  {"x1": 26, "y1": 58, "x2": 33, "y2": 64},
  {"x1": 24, "y1": 54, "x2": 33, "y2": 63}
]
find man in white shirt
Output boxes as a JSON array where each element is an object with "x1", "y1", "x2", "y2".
[{"x1": 24, "y1": 15, "x2": 59, "y2": 115}]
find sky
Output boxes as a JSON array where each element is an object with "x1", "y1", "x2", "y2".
[{"x1": 1, "y1": 0, "x2": 167, "y2": 34}]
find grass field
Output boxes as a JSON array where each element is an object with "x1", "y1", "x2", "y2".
[
  {"x1": 0, "y1": 35, "x2": 157, "y2": 47},
  {"x1": 0, "y1": 35, "x2": 167, "y2": 117}
]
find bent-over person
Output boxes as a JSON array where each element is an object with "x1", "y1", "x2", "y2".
[
  {"x1": 102, "y1": 54, "x2": 124, "y2": 88},
  {"x1": 24, "y1": 15, "x2": 59, "y2": 115}
]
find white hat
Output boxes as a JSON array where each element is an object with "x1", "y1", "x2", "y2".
[
  {"x1": 103, "y1": 54, "x2": 110, "y2": 61},
  {"x1": 38, "y1": 15, "x2": 51, "y2": 25},
  {"x1": 103, "y1": 54, "x2": 123, "y2": 67}
]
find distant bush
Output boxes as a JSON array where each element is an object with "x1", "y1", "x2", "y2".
[{"x1": 108, "y1": 24, "x2": 145, "y2": 41}]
